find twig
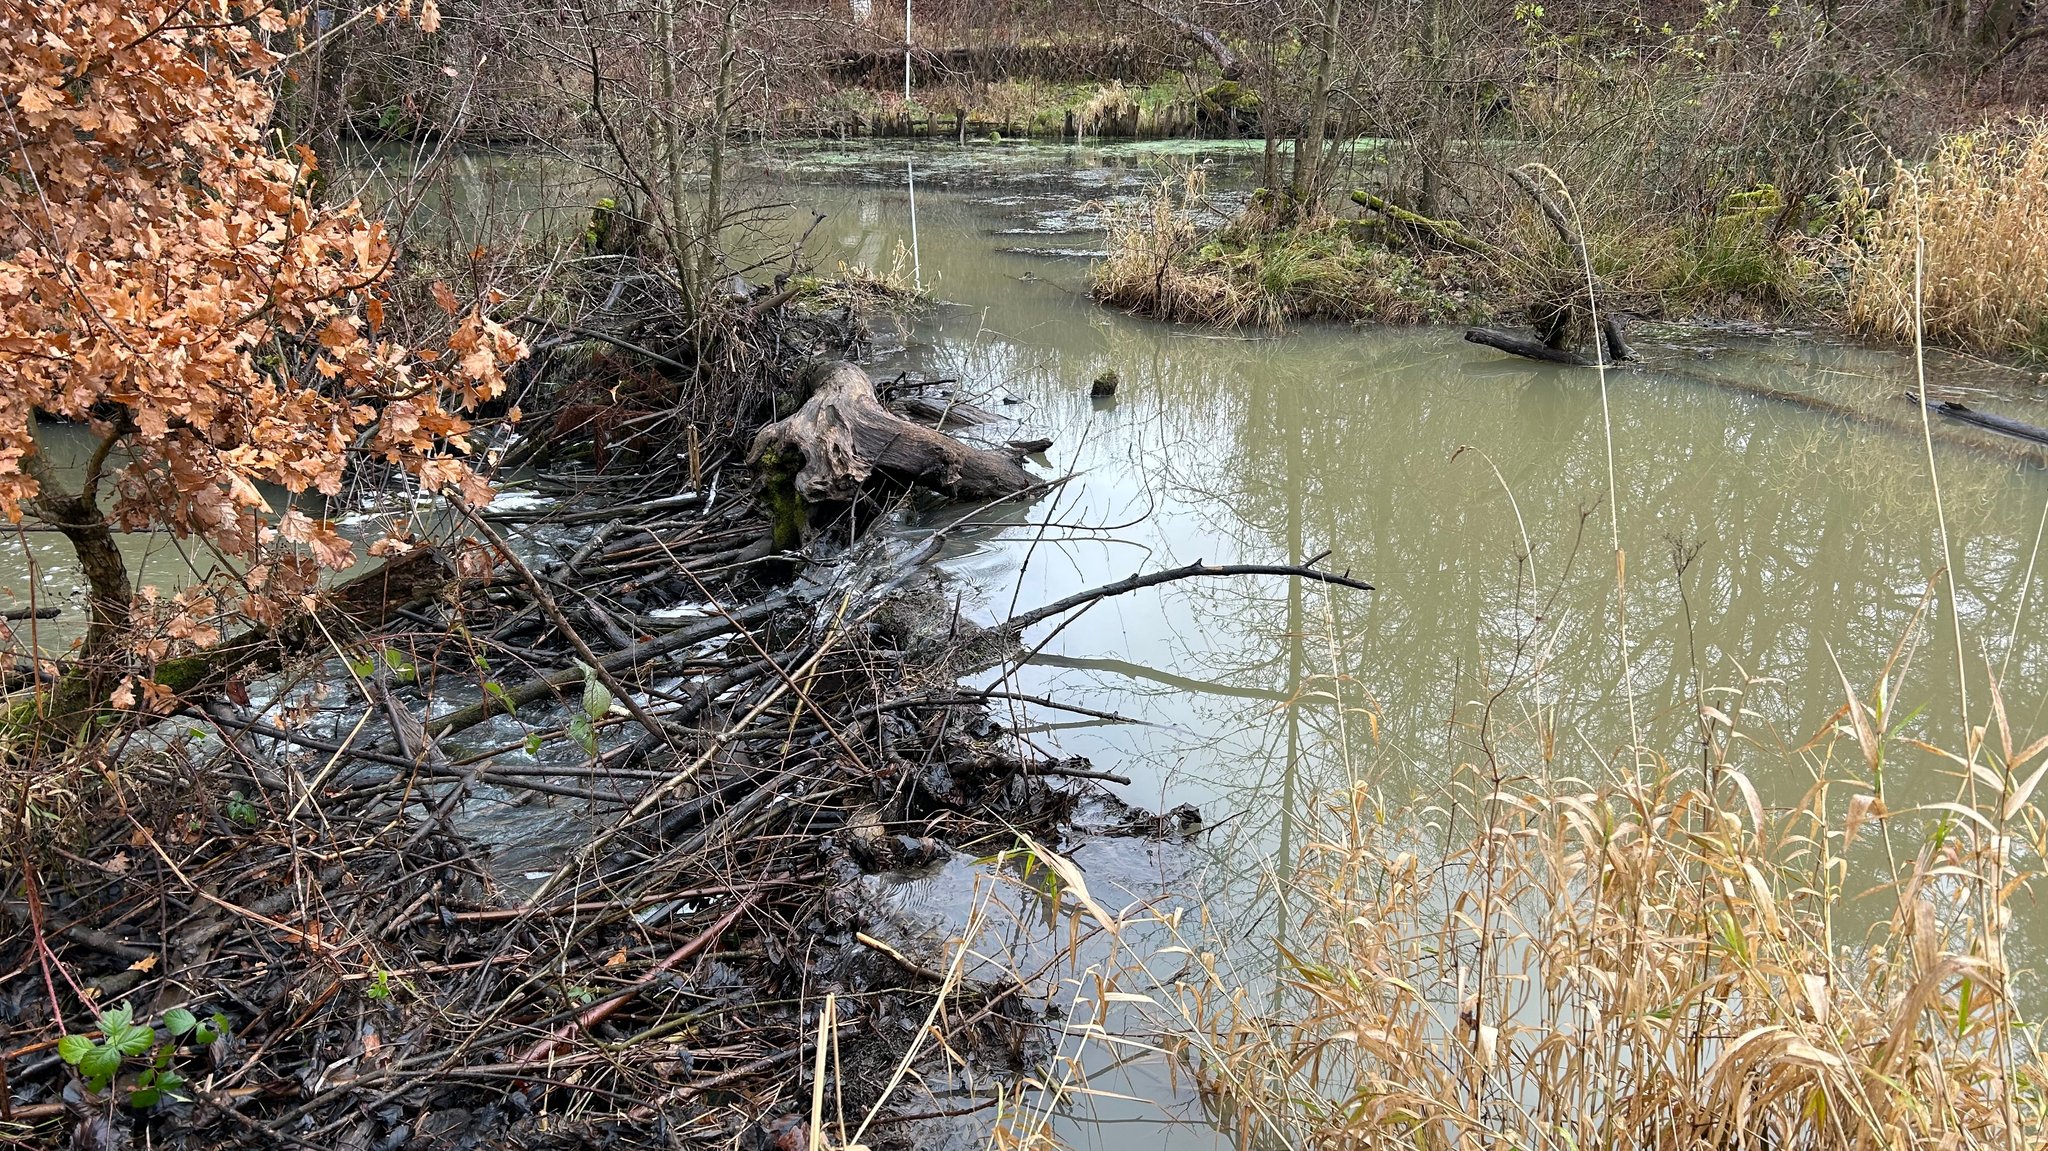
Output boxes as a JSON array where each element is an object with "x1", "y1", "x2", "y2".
[
  {"x1": 1001, "y1": 560, "x2": 1372, "y2": 634},
  {"x1": 459, "y1": 503, "x2": 679, "y2": 752},
  {"x1": 509, "y1": 313, "x2": 690, "y2": 373},
  {"x1": 424, "y1": 596, "x2": 785, "y2": 740},
  {"x1": 511, "y1": 892, "x2": 760, "y2": 1068}
]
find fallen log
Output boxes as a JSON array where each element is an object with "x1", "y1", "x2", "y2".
[
  {"x1": 1137, "y1": 1, "x2": 1244, "y2": 80},
  {"x1": 1505, "y1": 165, "x2": 1586, "y2": 257},
  {"x1": 1465, "y1": 319, "x2": 1633, "y2": 367},
  {"x1": 1912, "y1": 394, "x2": 2048, "y2": 447},
  {"x1": 751, "y1": 361, "x2": 1036, "y2": 502},
  {"x1": 1490, "y1": 163, "x2": 1637, "y2": 366},
  {"x1": 1465, "y1": 327, "x2": 1601, "y2": 366},
  {"x1": 1348, "y1": 190, "x2": 1493, "y2": 255},
  {"x1": 896, "y1": 394, "x2": 1001, "y2": 428},
  {"x1": 748, "y1": 360, "x2": 1038, "y2": 548},
  {"x1": 149, "y1": 546, "x2": 453, "y2": 696}
]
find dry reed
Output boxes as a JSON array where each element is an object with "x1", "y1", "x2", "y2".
[
  {"x1": 1157, "y1": 657, "x2": 2048, "y2": 1151},
  {"x1": 1076, "y1": 82, "x2": 1139, "y2": 136},
  {"x1": 1846, "y1": 122, "x2": 2048, "y2": 358}
]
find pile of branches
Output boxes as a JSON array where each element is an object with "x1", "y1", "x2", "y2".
[
  {"x1": 495, "y1": 208, "x2": 896, "y2": 478},
  {"x1": 2, "y1": 269, "x2": 1372, "y2": 1146},
  {"x1": 0, "y1": 472, "x2": 1140, "y2": 1148}
]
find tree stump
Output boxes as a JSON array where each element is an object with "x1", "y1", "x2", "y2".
[{"x1": 747, "y1": 361, "x2": 1039, "y2": 547}]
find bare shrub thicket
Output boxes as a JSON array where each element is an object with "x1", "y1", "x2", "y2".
[{"x1": 1096, "y1": 0, "x2": 2044, "y2": 332}]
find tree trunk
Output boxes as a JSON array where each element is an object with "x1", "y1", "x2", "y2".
[
  {"x1": 21, "y1": 467, "x2": 129, "y2": 729},
  {"x1": 654, "y1": 0, "x2": 693, "y2": 307},
  {"x1": 697, "y1": 0, "x2": 740, "y2": 306},
  {"x1": 747, "y1": 361, "x2": 1039, "y2": 523},
  {"x1": 1289, "y1": 0, "x2": 1341, "y2": 214}
]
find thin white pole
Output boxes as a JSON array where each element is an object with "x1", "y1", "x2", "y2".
[
  {"x1": 907, "y1": 159, "x2": 922, "y2": 291},
  {"x1": 902, "y1": 0, "x2": 912, "y2": 102}
]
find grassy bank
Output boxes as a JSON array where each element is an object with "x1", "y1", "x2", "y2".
[
  {"x1": 1090, "y1": 165, "x2": 1832, "y2": 333},
  {"x1": 1094, "y1": 171, "x2": 1485, "y2": 328},
  {"x1": 1092, "y1": 121, "x2": 2048, "y2": 361}
]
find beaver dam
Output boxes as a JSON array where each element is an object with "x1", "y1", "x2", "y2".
[{"x1": 9, "y1": 135, "x2": 2048, "y2": 1151}]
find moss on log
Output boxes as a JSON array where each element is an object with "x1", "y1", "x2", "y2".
[{"x1": 1348, "y1": 190, "x2": 1494, "y2": 255}]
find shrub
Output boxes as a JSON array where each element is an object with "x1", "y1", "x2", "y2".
[{"x1": 0, "y1": 0, "x2": 522, "y2": 719}]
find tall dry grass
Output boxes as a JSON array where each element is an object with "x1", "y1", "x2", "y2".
[
  {"x1": 954, "y1": 637, "x2": 2048, "y2": 1151},
  {"x1": 1846, "y1": 122, "x2": 2048, "y2": 358},
  {"x1": 1110, "y1": 149, "x2": 2048, "y2": 1151},
  {"x1": 1145, "y1": 627, "x2": 2048, "y2": 1151},
  {"x1": 1092, "y1": 170, "x2": 1252, "y2": 325}
]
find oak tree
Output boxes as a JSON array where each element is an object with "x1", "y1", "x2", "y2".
[{"x1": 1, "y1": 0, "x2": 521, "y2": 721}]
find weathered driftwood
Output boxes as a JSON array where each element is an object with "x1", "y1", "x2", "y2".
[
  {"x1": 897, "y1": 393, "x2": 1001, "y2": 428},
  {"x1": 748, "y1": 360, "x2": 1038, "y2": 514}
]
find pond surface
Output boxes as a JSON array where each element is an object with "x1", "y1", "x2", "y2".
[
  {"x1": 11, "y1": 139, "x2": 2048, "y2": 1147},
  {"x1": 757, "y1": 140, "x2": 2048, "y2": 1146}
]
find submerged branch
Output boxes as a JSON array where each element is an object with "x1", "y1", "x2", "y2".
[{"x1": 1002, "y1": 560, "x2": 1373, "y2": 635}]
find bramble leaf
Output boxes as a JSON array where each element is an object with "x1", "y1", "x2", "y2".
[
  {"x1": 79, "y1": 1043, "x2": 123, "y2": 1083},
  {"x1": 112, "y1": 1022, "x2": 155, "y2": 1056},
  {"x1": 57, "y1": 1034, "x2": 92, "y2": 1065}
]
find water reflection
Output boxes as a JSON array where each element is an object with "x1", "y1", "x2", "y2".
[
  {"x1": 904, "y1": 309, "x2": 2048, "y2": 819},
  {"x1": 810, "y1": 147, "x2": 2048, "y2": 1060}
]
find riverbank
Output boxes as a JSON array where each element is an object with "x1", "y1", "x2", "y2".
[
  {"x1": 1097, "y1": 120, "x2": 2039, "y2": 366},
  {"x1": 1091, "y1": 122, "x2": 2048, "y2": 369}
]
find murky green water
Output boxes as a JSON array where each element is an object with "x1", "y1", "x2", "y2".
[
  {"x1": 764, "y1": 141, "x2": 2048, "y2": 1145},
  {"x1": 764, "y1": 142, "x2": 2048, "y2": 817},
  {"x1": 11, "y1": 139, "x2": 2048, "y2": 1145}
]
